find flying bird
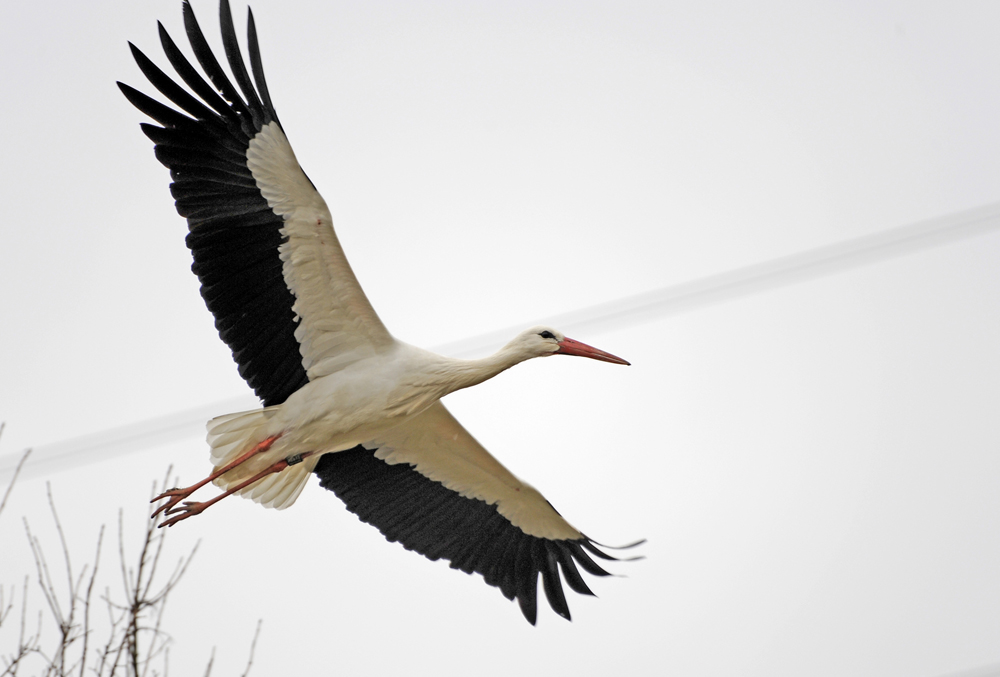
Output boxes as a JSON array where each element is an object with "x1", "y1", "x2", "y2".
[{"x1": 119, "y1": 0, "x2": 640, "y2": 624}]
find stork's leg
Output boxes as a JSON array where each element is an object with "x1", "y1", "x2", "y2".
[
  {"x1": 158, "y1": 451, "x2": 315, "y2": 528},
  {"x1": 151, "y1": 434, "x2": 283, "y2": 519}
]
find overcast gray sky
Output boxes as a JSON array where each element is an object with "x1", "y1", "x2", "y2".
[{"x1": 2, "y1": 1, "x2": 999, "y2": 675}]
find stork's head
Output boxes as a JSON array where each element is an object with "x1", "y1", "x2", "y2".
[{"x1": 512, "y1": 326, "x2": 630, "y2": 365}]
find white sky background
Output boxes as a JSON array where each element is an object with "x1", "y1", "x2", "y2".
[{"x1": 1, "y1": 0, "x2": 999, "y2": 675}]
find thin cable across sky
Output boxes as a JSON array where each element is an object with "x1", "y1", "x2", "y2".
[{"x1": 3, "y1": 200, "x2": 999, "y2": 481}]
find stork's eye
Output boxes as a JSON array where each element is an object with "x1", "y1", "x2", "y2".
[{"x1": 538, "y1": 330, "x2": 556, "y2": 340}]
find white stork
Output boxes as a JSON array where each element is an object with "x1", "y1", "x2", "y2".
[{"x1": 119, "y1": 0, "x2": 641, "y2": 624}]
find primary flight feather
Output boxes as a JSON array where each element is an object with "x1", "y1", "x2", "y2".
[{"x1": 119, "y1": 0, "x2": 640, "y2": 624}]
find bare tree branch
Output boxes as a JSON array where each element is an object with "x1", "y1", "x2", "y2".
[
  {"x1": 2, "y1": 460, "x2": 257, "y2": 677},
  {"x1": 239, "y1": 621, "x2": 262, "y2": 677},
  {"x1": 202, "y1": 647, "x2": 215, "y2": 677},
  {"x1": 0, "y1": 437, "x2": 28, "y2": 520},
  {"x1": 79, "y1": 526, "x2": 104, "y2": 677}
]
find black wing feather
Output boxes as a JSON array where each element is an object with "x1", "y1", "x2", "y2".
[
  {"x1": 315, "y1": 447, "x2": 629, "y2": 625},
  {"x1": 120, "y1": 83, "x2": 198, "y2": 131},
  {"x1": 129, "y1": 43, "x2": 219, "y2": 123},
  {"x1": 182, "y1": 0, "x2": 256, "y2": 133},
  {"x1": 565, "y1": 542, "x2": 612, "y2": 577},
  {"x1": 554, "y1": 549, "x2": 595, "y2": 596},
  {"x1": 120, "y1": 0, "x2": 308, "y2": 406},
  {"x1": 540, "y1": 548, "x2": 570, "y2": 620},
  {"x1": 158, "y1": 21, "x2": 242, "y2": 124},
  {"x1": 218, "y1": 0, "x2": 266, "y2": 126},
  {"x1": 515, "y1": 540, "x2": 539, "y2": 624},
  {"x1": 246, "y1": 9, "x2": 279, "y2": 125},
  {"x1": 141, "y1": 125, "x2": 249, "y2": 166}
]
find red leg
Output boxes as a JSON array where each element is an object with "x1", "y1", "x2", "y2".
[
  {"x1": 158, "y1": 451, "x2": 314, "y2": 528},
  {"x1": 151, "y1": 434, "x2": 283, "y2": 519}
]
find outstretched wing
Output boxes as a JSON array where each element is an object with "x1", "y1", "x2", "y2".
[
  {"x1": 314, "y1": 402, "x2": 641, "y2": 624},
  {"x1": 119, "y1": 0, "x2": 393, "y2": 407}
]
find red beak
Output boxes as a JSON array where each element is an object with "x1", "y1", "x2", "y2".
[{"x1": 556, "y1": 337, "x2": 630, "y2": 365}]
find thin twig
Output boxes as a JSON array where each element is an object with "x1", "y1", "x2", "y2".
[
  {"x1": 1, "y1": 577, "x2": 40, "y2": 677},
  {"x1": 240, "y1": 620, "x2": 263, "y2": 677},
  {"x1": 24, "y1": 519, "x2": 64, "y2": 645},
  {"x1": 0, "y1": 584, "x2": 13, "y2": 629},
  {"x1": 202, "y1": 647, "x2": 215, "y2": 677},
  {"x1": 117, "y1": 512, "x2": 130, "y2": 622},
  {"x1": 126, "y1": 510, "x2": 145, "y2": 677},
  {"x1": 79, "y1": 525, "x2": 104, "y2": 677},
  {"x1": 139, "y1": 470, "x2": 173, "y2": 604},
  {"x1": 0, "y1": 439, "x2": 29, "y2": 519},
  {"x1": 94, "y1": 586, "x2": 119, "y2": 677},
  {"x1": 46, "y1": 482, "x2": 77, "y2": 675}
]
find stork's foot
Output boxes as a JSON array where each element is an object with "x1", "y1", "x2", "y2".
[
  {"x1": 150, "y1": 434, "x2": 285, "y2": 522},
  {"x1": 159, "y1": 500, "x2": 210, "y2": 528},
  {"x1": 150, "y1": 487, "x2": 196, "y2": 519}
]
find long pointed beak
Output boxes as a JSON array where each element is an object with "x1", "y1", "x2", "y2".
[{"x1": 556, "y1": 337, "x2": 630, "y2": 365}]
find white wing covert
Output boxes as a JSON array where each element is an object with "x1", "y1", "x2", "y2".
[
  {"x1": 371, "y1": 403, "x2": 582, "y2": 540},
  {"x1": 246, "y1": 122, "x2": 394, "y2": 379}
]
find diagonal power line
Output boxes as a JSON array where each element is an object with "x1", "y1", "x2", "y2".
[
  {"x1": 3, "y1": 200, "x2": 1000, "y2": 481},
  {"x1": 435, "y1": 200, "x2": 1000, "y2": 358}
]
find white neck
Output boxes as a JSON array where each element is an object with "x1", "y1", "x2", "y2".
[{"x1": 429, "y1": 342, "x2": 535, "y2": 397}]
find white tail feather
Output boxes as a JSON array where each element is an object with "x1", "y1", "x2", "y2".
[
  {"x1": 241, "y1": 455, "x2": 320, "y2": 509},
  {"x1": 205, "y1": 407, "x2": 313, "y2": 510}
]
